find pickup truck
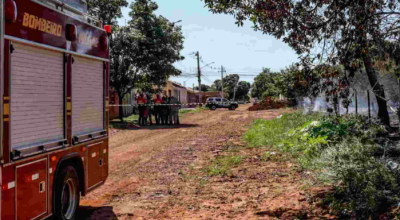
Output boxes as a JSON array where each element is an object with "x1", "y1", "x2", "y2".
[{"x1": 206, "y1": 97, "x2": 239, "y2": 110}]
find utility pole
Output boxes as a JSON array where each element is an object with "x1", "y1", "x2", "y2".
[
  {"x1": 196, "y1": 51, "x2": 202, "y2": 103},
  {"x1": 221, "y1": 65, "x2": 225, "y2": 98}
]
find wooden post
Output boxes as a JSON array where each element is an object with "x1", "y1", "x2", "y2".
[
  {"x1": 398, "y1": 79, "x2": 400, "y2": 131},
  {"x1": 368, "y1": 90, "x2": 371, "y2": 123},
  {"x1": 355, "y1": 90, "x2": 358, "y2": 115}
]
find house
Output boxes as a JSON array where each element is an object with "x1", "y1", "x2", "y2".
[
  {"x1": 153, "y1": 81, "x2": 188, "y2": 104},
  {"x1": 186, "y1": 88, "x2": 226, "y2": 104},
  {"x1": 109, "y1": 88, "x2": 137, "y2": 120}
]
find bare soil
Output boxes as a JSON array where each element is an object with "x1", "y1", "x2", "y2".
[{"x1": 77, "y1": 104, "x2": 336, "y2": 220}]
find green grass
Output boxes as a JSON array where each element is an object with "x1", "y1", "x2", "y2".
[
  {"x1": 244, "y1": 111, "x2": 400, "y2": 218},
  {"x1": 123, "y1": 114, "x2": 140, "y2": 122},
  {"x1": 179, "y1": 107, "x2": 206, "y2": 116},
  {"x1": 120, "y1": 107, "x2": 205, "y2": 123},
  {"x1": 244, "y1": 111, "x2": 323, "y2": 149},
  {"x1": 206, "y1": 154, "x2": 242, "y2": 176}
]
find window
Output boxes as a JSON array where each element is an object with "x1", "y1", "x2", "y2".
[
  {"x1": 222, "y1": 99, "x2": 228, "y2": 102},
  {"x1": 208, "y1": 98, "x2": 214, "y2": 102},
  {"x1": 215, "y1": 98, "x2": 222, "y2": 102}
]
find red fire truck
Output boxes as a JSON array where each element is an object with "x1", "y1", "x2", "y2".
[{"x1": 0, "y1": 0, "x2": 110, "y2": 219}]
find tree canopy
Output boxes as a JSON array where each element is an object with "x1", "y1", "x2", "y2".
[
  {"x1": 202, "y1": 0, "x2": 400, "y2": 126},
  {"x1": 211, "y1": 75, "x2": 251, "y2": 100},
  {"x1": 107, "y1": 0, "x2": 184, "y2": 120},
  {"x1": 252, "y1": 68, "x2": 280, "y2": 98},
  {"x1": 195, "y1": 84, "x2": 211, "y2": 92},
  {"x1": 87, "y1": 0, "x2": 128, "y2": 25}
]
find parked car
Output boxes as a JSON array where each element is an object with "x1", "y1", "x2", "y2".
[{"x1": 206, "y1": 97, "x2": 239, "y2": 110}]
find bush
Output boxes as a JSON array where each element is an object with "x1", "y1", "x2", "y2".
[
  {"x1": 245, "y1": 112, "x2": 400, "y2": 218},
  {"x1": 317, "y1": 139, "x2": 400, "y2": 219}
]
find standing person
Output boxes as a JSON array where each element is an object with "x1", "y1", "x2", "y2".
[
  {"x1": 153, "y1": 94, "x2": 163, "y2": 125},
  {"x1": 137, "y1": 93, "x2": 146, "y2": 126},
  {"x1": 145, "y1": 94, "x2": 153, "y2": 126}
]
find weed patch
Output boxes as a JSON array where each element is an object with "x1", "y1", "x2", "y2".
[
  {"x1": 245, "y1": 112, "x2": 400, "y2": 218},
  {"x1": 179, "y1": 107, "x2": 206, "y2": 116},
  {"x1": 206, "y1": 155, "x2": 242, "y2": 176}
]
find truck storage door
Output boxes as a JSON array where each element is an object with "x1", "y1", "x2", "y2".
[
  {"x1": 72, "y1": 56, "x2": 104, "y2": 189},
  {"x1": 71, "y1": 56, "x2": 104, "y2": 137},
  {"x1": 11, "y1": 43, "x2": 64, "y2": 153}
]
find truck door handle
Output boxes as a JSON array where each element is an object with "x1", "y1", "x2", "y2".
[{"x1": 39, "y1": 181, "x2": 45, "y2": 193}]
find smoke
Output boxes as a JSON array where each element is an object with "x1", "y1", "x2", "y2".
[
  {"x1": 297, "y1": 69, "x2": 400, "y2": 125},
  {"x1": 299, "y1": 93, "x2": 382, "y2": 115},
  {"x1": 298, "y1": 92, "x2": 400, "y2": 125}
]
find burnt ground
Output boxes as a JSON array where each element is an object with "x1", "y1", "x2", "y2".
[{"x1": 76, "y1": 104, "x2": 336, "y2": 220}]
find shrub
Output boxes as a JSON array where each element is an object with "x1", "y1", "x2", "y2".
[
  {"x1": 245, "y1": 112, "x2": 399, "y2": 218},
  {"x1": 317, "y1": 139, "x2": 400, "y2": 219}
]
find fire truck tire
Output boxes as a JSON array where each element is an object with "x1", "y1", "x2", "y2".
[{"x1": 54, "y1": 166, "x2": 80, "y2": 220}]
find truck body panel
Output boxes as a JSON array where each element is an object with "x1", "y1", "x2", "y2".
[{"x1": 0, "y1": 0, "x2": 110, "y2": 219}]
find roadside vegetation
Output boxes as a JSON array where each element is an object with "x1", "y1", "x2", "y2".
[
  {"x1": 206, "y1": 154, "x2": 243, "y2": 176},
  {"x1": 245, "y1": 111, "x2": 400, "y2": 219},
  {"x1": 179, "y1": 107, "x2": 206, "y2": 116}
]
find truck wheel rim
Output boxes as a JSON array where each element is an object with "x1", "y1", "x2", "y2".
[{"x1": 62, "y1": 178, "x2": 77, "y2": 219}]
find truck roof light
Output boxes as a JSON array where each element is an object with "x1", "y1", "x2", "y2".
[
  {"x1": 51, "y1": 156, "x2": 57, "y2": 162},
  {"x1": 104, "y1": 25, "x2": 111, "y2": 34},
  {"x1": 5, "y1": 0, "x2": 17, "y2": 23}
]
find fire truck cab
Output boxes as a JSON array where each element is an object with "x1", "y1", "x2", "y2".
[{"x1": 0, "y1": 0, "x2": 110, "y2": 219}]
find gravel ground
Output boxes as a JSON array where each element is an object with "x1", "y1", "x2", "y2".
[{"x1": 75, "y1": 105, "x2": 335, "y2": 220}]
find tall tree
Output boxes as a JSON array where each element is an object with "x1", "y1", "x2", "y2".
[
  {"x1": 195, "y1": 84, "x2": 211, "y2": 92},
  {"x1": 109, "y1": 26, "x2": 144, "y2": 121},
  {"x1": 202, "y1": 0, "x2": 400, "y2": 126},
  {"x1": 252, "y1": 68, "x2": 280, "y2": 98},
  {"x1": 129, "y1": 0, "x2": 184, "y2": 90},
  {"x1": 211, "y1": 75, "x2": 250, "y2": 99},
  {"x1": 235, "y1": 81, "x2": 251, "y2": 100},
  {"x1": 87, "y1": 0, "x2": 128, "y2": 25},
  {"x1": 110, "y1": 0, "x2": 185, "y2": 121}
]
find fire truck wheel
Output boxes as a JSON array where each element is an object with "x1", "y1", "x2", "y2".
[{"x1": 54, "y1": 166, "x2": 80, "y2": 220}]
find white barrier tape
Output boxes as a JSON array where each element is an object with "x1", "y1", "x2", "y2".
[{"x1": 109, "y1": 103, "x2": 234, "y2": 107}]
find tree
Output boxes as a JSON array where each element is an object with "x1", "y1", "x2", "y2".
[
  {"x1": 235, "y1": 81, "x2": 251, "y2": 100},
  {"x1": 211, "y1": 75, "x2": 250, "y2": 99},
  {"x1": 252, "y1": 68, "x2": 280, "y2": 98},
  {"x1": 195, "y1": 84, "x2": 211, "y2": 92},
  {"x1": 110, "y1": 0, "x2": 185, "y2": 121},
  {"x1": 87, "y1": 0, "x2": 128, "y2": 25},
  {"x1": 211, "y1": 79, "x2": 222, "y2": 91},
  {"x1": 109, "y1": 26, "x2": 144, "y2": 121},
  {"x1": 202, "y1": 0, "x2": 400, "y2": 126}
]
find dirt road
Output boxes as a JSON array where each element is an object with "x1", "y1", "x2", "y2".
[{"x1": 77, "y1": 105, "x2": 333, "y2": 220}]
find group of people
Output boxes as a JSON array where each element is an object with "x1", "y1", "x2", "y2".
[{"x1": 135, "y1": 92, "x2": 181, "y2": 126}]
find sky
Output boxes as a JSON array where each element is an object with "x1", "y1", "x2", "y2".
[{"x1": 116, "y1": 0, "x2": 299, "y2": 88}]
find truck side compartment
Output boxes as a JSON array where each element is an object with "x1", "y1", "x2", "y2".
[{"x1": 0, "y1": 0, "x2": 110, "y2": 218}]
